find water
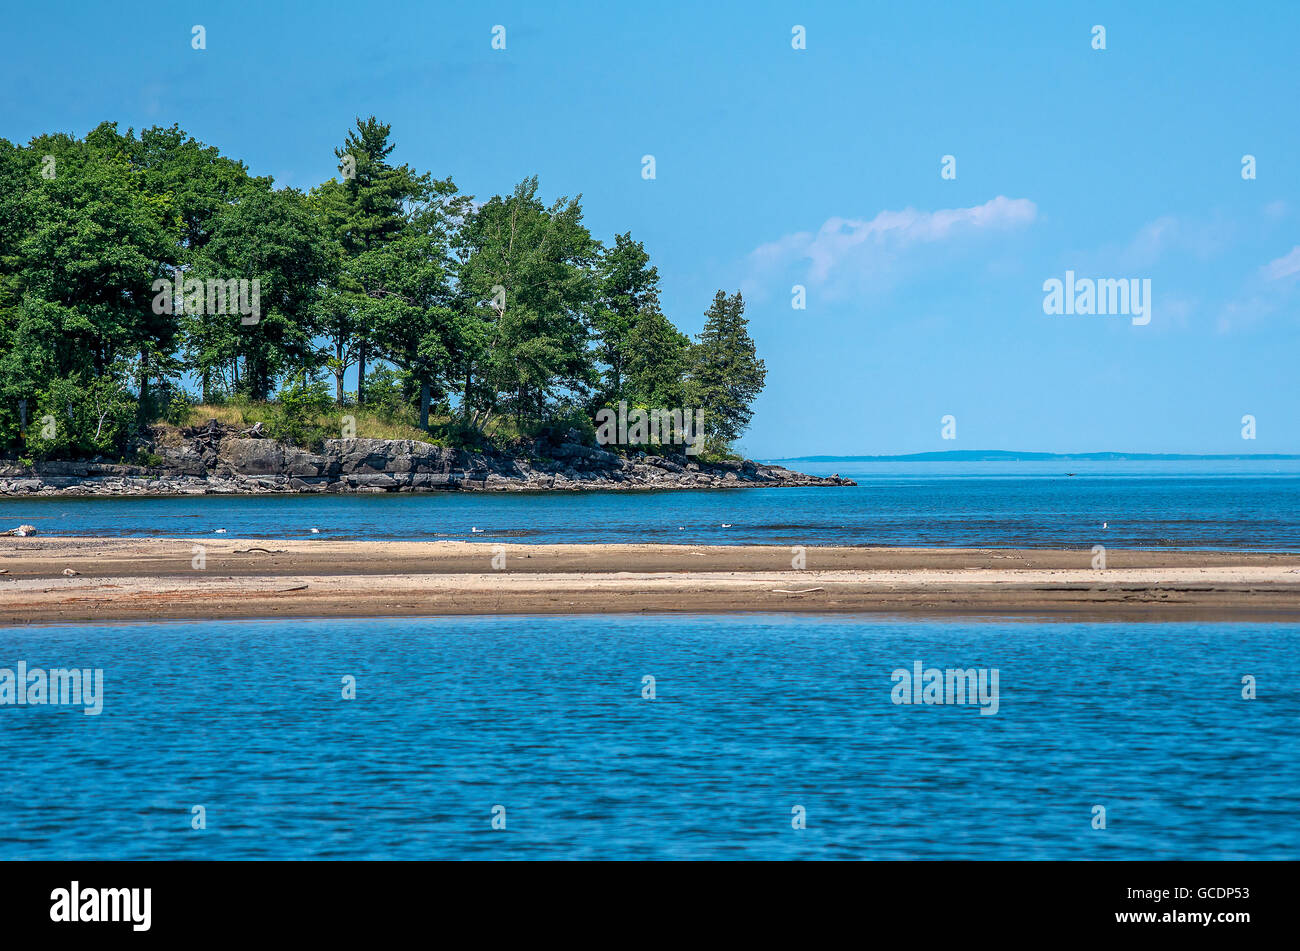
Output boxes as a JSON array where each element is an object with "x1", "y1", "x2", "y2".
[
  {"x1": 4, "y1": 460, "x2": 1300, "y2": 549},
  {"x1": 1, "y1": 614, "x2": 1295, "y2": 860}
]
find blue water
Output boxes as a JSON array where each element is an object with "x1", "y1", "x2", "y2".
[
  {"x1": 1, "y1": 614, "x2": 1295, "y2": 860},
  {"x1": 4, "y1": 461, "x2": 1300, "y2": 549}
]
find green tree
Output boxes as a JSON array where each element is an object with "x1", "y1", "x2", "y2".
[
  {"x1": 364, "y1": 229, "x2": 457, "y2": 430},
  {"x1": 26, "y1": 374, "x2": 137, "y2": 459},
  {"x1": 122, "y1": 123, "x2": 260, "y2": 404},
  {"x1": 455, "y1": 177, "x2": 599, "y2": 425},
  {"x1": 687, "y1": 291, "x2": 767, "y2": 451},
  {"x1": 194, "y1": 185, "x2": 330, "y2": 400},
  {"x1": 311, "y1": 117, "x2": 440, "y2": 406},
  {"x1": 0, "y1": 125, "x2": 174, "y2": 455},
  {"x1": 0, "y1": 119, "x2": 773, "y2": 462},
  {"x1": 592, "y1": 232, "x2": 661, "y2": 404},
  {"x1": 623, "y1": 309, "x2": 691, "y2": 409}
]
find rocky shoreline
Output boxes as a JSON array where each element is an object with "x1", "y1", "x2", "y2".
[{"x1": 0, "y1": 421, "x2": 854, "y2": 497}]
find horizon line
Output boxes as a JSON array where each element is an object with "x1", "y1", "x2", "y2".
[{"x1": 769, "y1": 450, "x2": 1300, "y2": 462}]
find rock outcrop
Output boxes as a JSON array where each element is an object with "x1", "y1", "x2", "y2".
[{"x1": 0, "y1": 423, "x2": 854, "y2": 496}]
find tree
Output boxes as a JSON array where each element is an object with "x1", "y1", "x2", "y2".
[
  {"x1": 455, "y1": 177, "x2": 599, "y2": 425},
  {"x1": 25, "y1": 374, "x2": 137, "y2": 459},
  {"x1": 365, "y1": 229, "x2": 457, "y2": 430},
  {"x1": 592, "y1": 232, "x2": 661, "y2": 404},
  {"x1": 194, "y1": 185, "x2": 330, "y2": 400},
  {"x1": 0, "y1": 124, "x2": 174, "y2": 450},
  {"x1": 623, "y1": 308, "x2": 691, "y2": 409},
  {"x1": 687, "y1": 291, "x2": 767, "y2": 451},
  {"x1": 0, "y1": 118, "x2": 773, "y2": 461},
  {"x1": 311, "y1": 117, "x2": 439, "y2": 406},
  {"x1": 122, "y1": 123, "x2": 258, "y2": 404}
]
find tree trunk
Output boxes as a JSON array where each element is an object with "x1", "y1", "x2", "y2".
[
  {"x1": 420, "y1": 380, "x2": 430, "y2": 431},
  {"x1": 201, "y1": 368, "x2": 210, "y2": 404},
  {"x1": 334, "y1": 337, "x2": 345, "y2": 405},
  {"x1": 357, "y1": 343, "x2": 367, "y2": 407},
  {"x1": 138, "y1": 347, "x2": 150, "y2": 420}
]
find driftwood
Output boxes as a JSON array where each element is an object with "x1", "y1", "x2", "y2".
[
  {"x1": 2, "y1": 525, "x2": 37, "y2": 536},
  {"x1": 238, "y1": 421, "x2": 265, "y2": 438}
]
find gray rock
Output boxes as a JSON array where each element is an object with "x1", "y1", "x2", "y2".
[
  {"x1": 346, "y1": 473, "x2": 399, "y2": 489},
  {"x1": 220, "y1": 439, "x2": 285, "y2": 475}
]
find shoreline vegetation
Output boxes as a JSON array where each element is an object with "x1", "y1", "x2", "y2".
[
  {"x1": 2, "y1": 118, "x2": 772, "y2": 472},
  {"x1": 4, "y1": 539, "x2": 1299, "y2": 624},
  {"x1": 0, "y1": 419, "x2": 852, "y2": 496}
]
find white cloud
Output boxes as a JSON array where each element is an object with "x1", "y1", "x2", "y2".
[
  {"x1": 1262, "y1": 245, "x2": 1300, "y2": 281},
  {"x1": 749, "y1": 196, "x2": 1037, "y2": 288},
  {"x1": 1114, "y1": 215, "x2": 1230, "y2": 269}
]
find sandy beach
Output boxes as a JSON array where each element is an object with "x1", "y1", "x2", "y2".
[{"x1": 2, "y1": 537, "x2": 1299, "y2": 623}]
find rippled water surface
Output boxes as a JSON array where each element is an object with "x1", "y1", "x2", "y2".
[
  {"x1": 1, "y1": 614, "x2": 1296, "y2": 859},
  {"x1": 4, "y1": 461, "x2": 1300, "y2": 549}
]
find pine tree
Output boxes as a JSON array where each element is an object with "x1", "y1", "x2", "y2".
[{"x1": 688, "y1": 291, "x2": 766, "y2": 452}]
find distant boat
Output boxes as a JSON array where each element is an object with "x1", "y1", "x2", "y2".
[
  {"x1": 721, "y1": 523, "x2": 732, "y2": 528},
  {"x1": 214, "y1": 529, "x2": 226, "y2": 534},
  {"x1": 471, "y1": 527, "x2": 484, "y2": 533}
]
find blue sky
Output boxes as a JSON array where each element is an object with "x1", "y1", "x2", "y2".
[{"x1": 3, "y1": 1, "x2": 1297, "y2": 457}]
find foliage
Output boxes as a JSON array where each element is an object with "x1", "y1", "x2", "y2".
[
  {"x1": 0, "y1": 118, "x2": 768, "y2": 461},
  {"x1": 24, "y1": 375, "x2": 137, "y2": 459},
  {"x1": 164, "y1": 389, "x2": 194, "y2": 426},
  {"x1": 687, "y1": 291, "x2": 767, "y2": 452},
  {"x1": 528, "y1": 406, "x2": 598, "y2": 449},
  {"x1": 265, "y1": 377, "x2": 334, "y2": 448}
]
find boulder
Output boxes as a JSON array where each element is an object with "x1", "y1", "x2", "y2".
[{"x1": 219, "y1": 438, "x2": 285, "y2": 475}]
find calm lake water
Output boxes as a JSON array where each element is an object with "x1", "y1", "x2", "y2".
[
  {"x1": 1, "y1": 614, "x2": 1296, "y2": 860},
  {"x1": 4, "y1": 461, "x2": 1300, "y2": 549}
]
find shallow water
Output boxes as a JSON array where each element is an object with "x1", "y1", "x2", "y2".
[
  {"x1": 5, "y1": 461, "x2": 1300, "y2": 550},
  {"x1": 1, "y1": 614, "x2": 1295, "y2": 860}
]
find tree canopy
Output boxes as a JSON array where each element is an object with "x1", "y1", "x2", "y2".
[{"x1": 0, "y1": 118, "x2": 768, "y2": 460}]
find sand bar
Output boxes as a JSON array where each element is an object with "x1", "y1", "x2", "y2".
[{"x1": 2, "y1": 538, "x2": 1299, "y2": 623}]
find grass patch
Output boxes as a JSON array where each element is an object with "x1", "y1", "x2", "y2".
[{"x1": 178, "y1": 403, "x2": 432, "y2": 447}]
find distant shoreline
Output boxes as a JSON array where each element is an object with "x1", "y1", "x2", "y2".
[
  {"x1": 4, "y1": 539, "x2": 1299, "y2": 624},
  {"x1": 773, "y1": 451, "x2": 1300, "y2": 462}
]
